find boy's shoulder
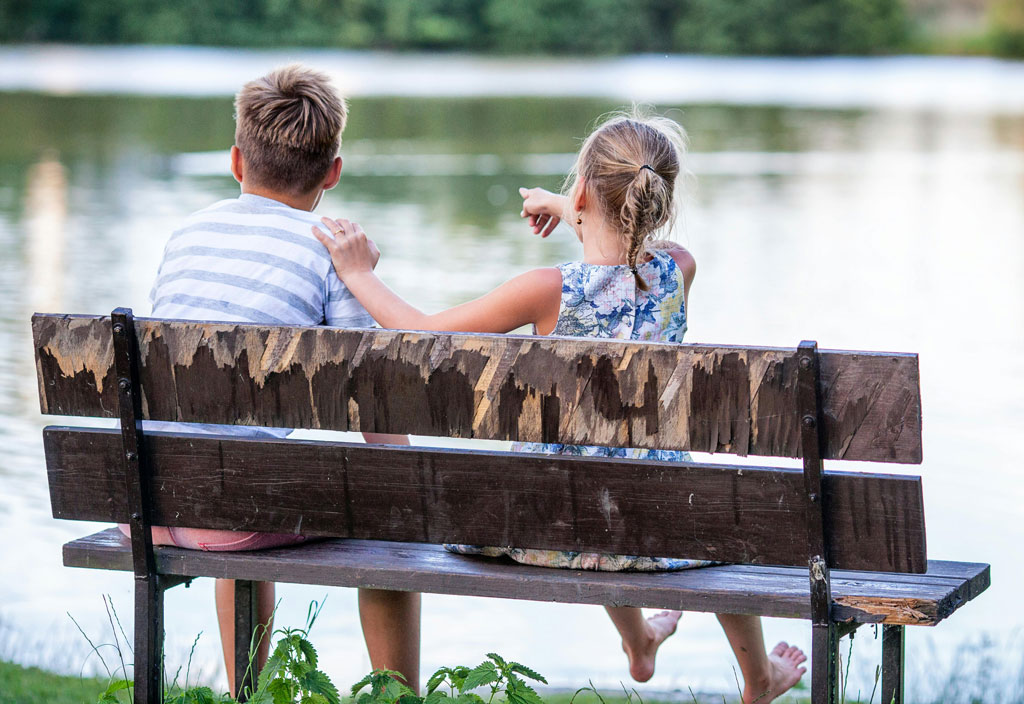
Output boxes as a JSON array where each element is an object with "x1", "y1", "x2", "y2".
[
  {"x1": 165, "y1": 195, "x2": 332, "y2": 268},
  {"x1": 187, "y1": 194, "x2": 320, "y2": 226}
]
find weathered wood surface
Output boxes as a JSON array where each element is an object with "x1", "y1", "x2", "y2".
[
  {"x1": 33, "y1": 314, "x2": 923, "y2": 463},
  {"x1": 44, "y1": 427, "x2": 927, "y2": 572},
  {"x1": 63, "y1": 529, "x2": 987, "y2": 626}
]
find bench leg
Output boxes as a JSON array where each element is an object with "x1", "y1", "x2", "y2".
[
  {"x1": 811, "y1": 621, "x2": 839, "y2": 703},
  {"x1": 234, "y1": 579, "x2": 259, "y2": 702},
  {"x1": 881, "y1": 625, "x2": 905, "y2": 704},
  {"x1": 134, "y1": 574, "x2": 164, "y2": 704}
]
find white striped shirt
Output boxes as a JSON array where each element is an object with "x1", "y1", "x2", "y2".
[
  {"x1": 148, "y1": 193, "x2": 372, "y2": 439},
  {"x1": 151, "y1": 193, "x2": 373, "y2": 328}
]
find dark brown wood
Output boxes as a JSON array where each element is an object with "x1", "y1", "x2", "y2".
[
  {"x1": 63, "y1": 529, "x2": 988, "y2": 627},
  {"x1": 112, "y1": 308, "x2": 163, "y2": 704},
  {"x1": 44, "y1": 427, "x2": 929, "y2": 572},
  {"x1": 111, "y1": 309, "x2": 155, "y2": 577},
  {"x1": 881, "y1": 625, "x2": 905, "y2": 704},
  {"x1": 134, "y1": 575, "x2": 163, "y2": 704},
  {"x1": 812, "y1": 622, "x2": 840, "y2": 704},
  {"x1": 835, "y1": 621, "x2": 861, "y2": 640},
  {"x1": 234, "y1": 580, "x2": 257, "y2": 702},
  {"x1": 797, "y1": 341, "x2": 839, "y2": 703},
  {"x1": 32, "y1": 314, "x2": 924, "y2": 463}
]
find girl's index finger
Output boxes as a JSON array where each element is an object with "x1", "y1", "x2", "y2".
[{"x1": 311, "y1": 225, "x2": 333, "y2": 247}]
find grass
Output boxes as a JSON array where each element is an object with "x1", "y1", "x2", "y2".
[{"x1": 0, "y1": 659, "x2": 109, "y2": 704}]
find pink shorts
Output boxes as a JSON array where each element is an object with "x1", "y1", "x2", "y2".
[{"x1": 117, "y1": 524, "x2": 307, "y2": 552}]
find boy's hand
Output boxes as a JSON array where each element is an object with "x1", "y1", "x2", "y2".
[
  {"x1": 313, "y1": 217, "x2": 380, "y2": 280},
  {"x1": 519, "y1": 187, "x2": 563, "y2": 238}
]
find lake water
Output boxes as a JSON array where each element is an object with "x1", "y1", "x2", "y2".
[{"x1": 0, "y1": 48, "x2": 1022, "y2": 699}]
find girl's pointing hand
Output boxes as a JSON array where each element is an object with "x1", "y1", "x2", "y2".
[{"x1": 519, "y1": 187, "x2": 563, "y2": 238}]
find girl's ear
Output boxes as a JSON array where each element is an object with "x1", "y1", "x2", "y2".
[{"x1": 572, "y1": 178, "x2": 587, "y2": 213}]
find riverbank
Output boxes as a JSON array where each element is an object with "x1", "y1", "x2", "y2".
[{"x1": 1, "y1": 46, "x2": 1022, "y2": 113}]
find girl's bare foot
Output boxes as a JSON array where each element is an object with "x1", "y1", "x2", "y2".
[
  {"x1": 744, "y1": 642, "x2": 807, "y2": 704},
  {"x1": 621, "y1": 610, "x2": 682, "y2": 682}
]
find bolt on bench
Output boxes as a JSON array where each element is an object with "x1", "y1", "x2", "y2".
[{"x1": 33, "y1": 310, "x2": 989, "y2": 704}]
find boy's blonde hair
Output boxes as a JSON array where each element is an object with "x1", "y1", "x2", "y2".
[
  {"x1": 565, "y1": 110, "x2": 688, "y2": 290},
  {"x1": 234, "y1": 64, "x2": 348, "y2": 195}
]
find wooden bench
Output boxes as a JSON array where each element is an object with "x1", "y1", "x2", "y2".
[{"x1": 33, "y1": 309, "x2": 989, "y2": 704}]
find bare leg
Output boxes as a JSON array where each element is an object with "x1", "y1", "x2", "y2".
[
  {"x1": 716, "y1": 614, "x2": 807, "y2": 704},
  {"x1": 215, "y1": 579, "x2": 275, "y2": 696},
  {"x1": 604, "y1": 607, "x2": 682, "y2": 682},
  {"x1": 358, "y1": 589, "x2": 421, "y2": 693}
]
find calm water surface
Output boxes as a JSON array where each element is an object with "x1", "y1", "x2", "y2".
[{"x1": 0, "y1": 52, "x2": 1022, "y2": 698}]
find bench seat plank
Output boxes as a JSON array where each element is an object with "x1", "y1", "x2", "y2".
[{"x1": 64, "y1": 528, "x2": 986, "y2": 627}]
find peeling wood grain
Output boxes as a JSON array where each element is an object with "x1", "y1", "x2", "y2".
[
  {"x1": 32, "y1": 315, "x2": 923, "y2": 463},
  {"x1": 833, "y1": 596, "x2": 937, "y2": 626},
  {"x1": 44, "y1": 426, "x2": 928, "y2": 572}
]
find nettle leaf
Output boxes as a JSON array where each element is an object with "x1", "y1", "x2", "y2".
[
  {"x1": 449, "y1": 667, "x2": 470, "y2": 691},
  {"x1": 357, "y1": 692, "x2": 374, "y2": 704},
  {"x1": 351, "y1": 673, "x2": 375, "y2": 696},
  {"x1": 256, "y1": 651, "x2": 288, "y2": 693},
  {"x1": 510, "y1": 663, "x2": 547, "y2": 684},
  {"x1": 382, "y1": 676, "x2": 411, "y2": 702},
  {"x1": 371, "y1": 670, "x2": 405, "y2": 697},
  {"x1": 246, "y1": 688, "x2": 274, "y2": 704},
  {"x1": 461, "y1": 663, "x2": 499, "y2": 692},
  {"x1": 455, "y1": 693, "x2": 487, "y2": 704},
  {"x1": 485, "y1": 654, "x2": 507, "y2": 669},
  {"x1": 397, "y1": 694, "x2": 424, "y2": 704},
  {"x1": 268, "y1": 677, "x2": 294, "y2": 704},
  {"x1": 506, "y1": 676, "x2": 544, "y2": 704},
  {"x1": 426, "y1": 667, "x2": 451, "y2": 694},
  {"x1": 288, "y1": 656, "x2": 316, "y2": 680},
  {"x1": 298, "y1": 637, "x2": 319, "y2": 668},
  {"x1": 272, "y1": 638, "x2": 293, "y2": 661},
  {"x1": 98, "y1": 678, "x2": 131, "y2": 703},
  {"x1": 425, "y1": 689, "x2": 449, "y2": 704},
  {"x1": 302, "y1": 670, "x2": 341, "y2": 704},
  {"x1": 185, "y1": 686, "x2": 216, "y2": 704},
  {"x1": 301, "y1": 696, "x2": 329, "y2": 704}
]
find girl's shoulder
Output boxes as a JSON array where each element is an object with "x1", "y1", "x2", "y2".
[{"x1": 649, "y1": 241, "x2": 696, "y2": 285}]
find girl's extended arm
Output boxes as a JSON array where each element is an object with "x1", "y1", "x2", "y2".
[{"x1": 312, "y1": 218, "x2": 561, "y2": 334}]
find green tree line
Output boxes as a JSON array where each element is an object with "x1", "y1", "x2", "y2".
[{"x1": 0, "y1": 0, "x2": 1021, "y2": 57}]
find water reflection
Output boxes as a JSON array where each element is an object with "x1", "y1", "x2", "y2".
[
  {"x1": 0, "y1": 89, "x2": 1021, "y2": 695},
  {"x1": 24, "y1": 149, "x2": 67, "y2": 313}
]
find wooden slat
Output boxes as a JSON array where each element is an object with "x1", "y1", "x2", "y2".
[
  {"x1": 63, "y1": 529, "x2": 986, "y2": 626},
  {"x1": 32, "y1": 314, "x2": 923, "y2": 463},
  {"x1": 44, "y1": 427, "x2": 927, "y2": 572}
]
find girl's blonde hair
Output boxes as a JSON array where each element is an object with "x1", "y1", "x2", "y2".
[{"x1": 564, "y1": 109, "x2": 688, "y2": 290}]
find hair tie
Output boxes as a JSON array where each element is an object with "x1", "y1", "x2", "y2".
[{"x1": 639, "y1": 164, "x2": 656, "y2": 174}]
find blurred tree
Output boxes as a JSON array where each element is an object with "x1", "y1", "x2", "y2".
[
  {"x1": 484, "y1": 0, "x2": 657, "y2": 54},
  {"x1": 673, "y1": 0, "x2": 907, "y2": 55},
  {"x1": 0, "y1": 0, "x2": 910, "y2": 55},
  {"x1": 989, "y1": 0, "x2": 1024, "y2": 57}
]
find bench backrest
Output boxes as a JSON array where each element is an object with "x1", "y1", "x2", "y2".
[{"x1": 33, "y1": 312, "x2": 927, "y2": 573}]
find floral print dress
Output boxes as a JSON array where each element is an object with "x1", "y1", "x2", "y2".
[{"x1": 446, "y1": 250, "x2": 715, "y2": 572}]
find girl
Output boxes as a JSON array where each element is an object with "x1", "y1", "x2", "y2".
[{"x1": 313, "y1": 112, "x2": 806, "y2": 703}]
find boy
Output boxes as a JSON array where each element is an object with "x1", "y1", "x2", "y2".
[{"x1": 147, "y1": 64, "x2": 419, "y2": 694}]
